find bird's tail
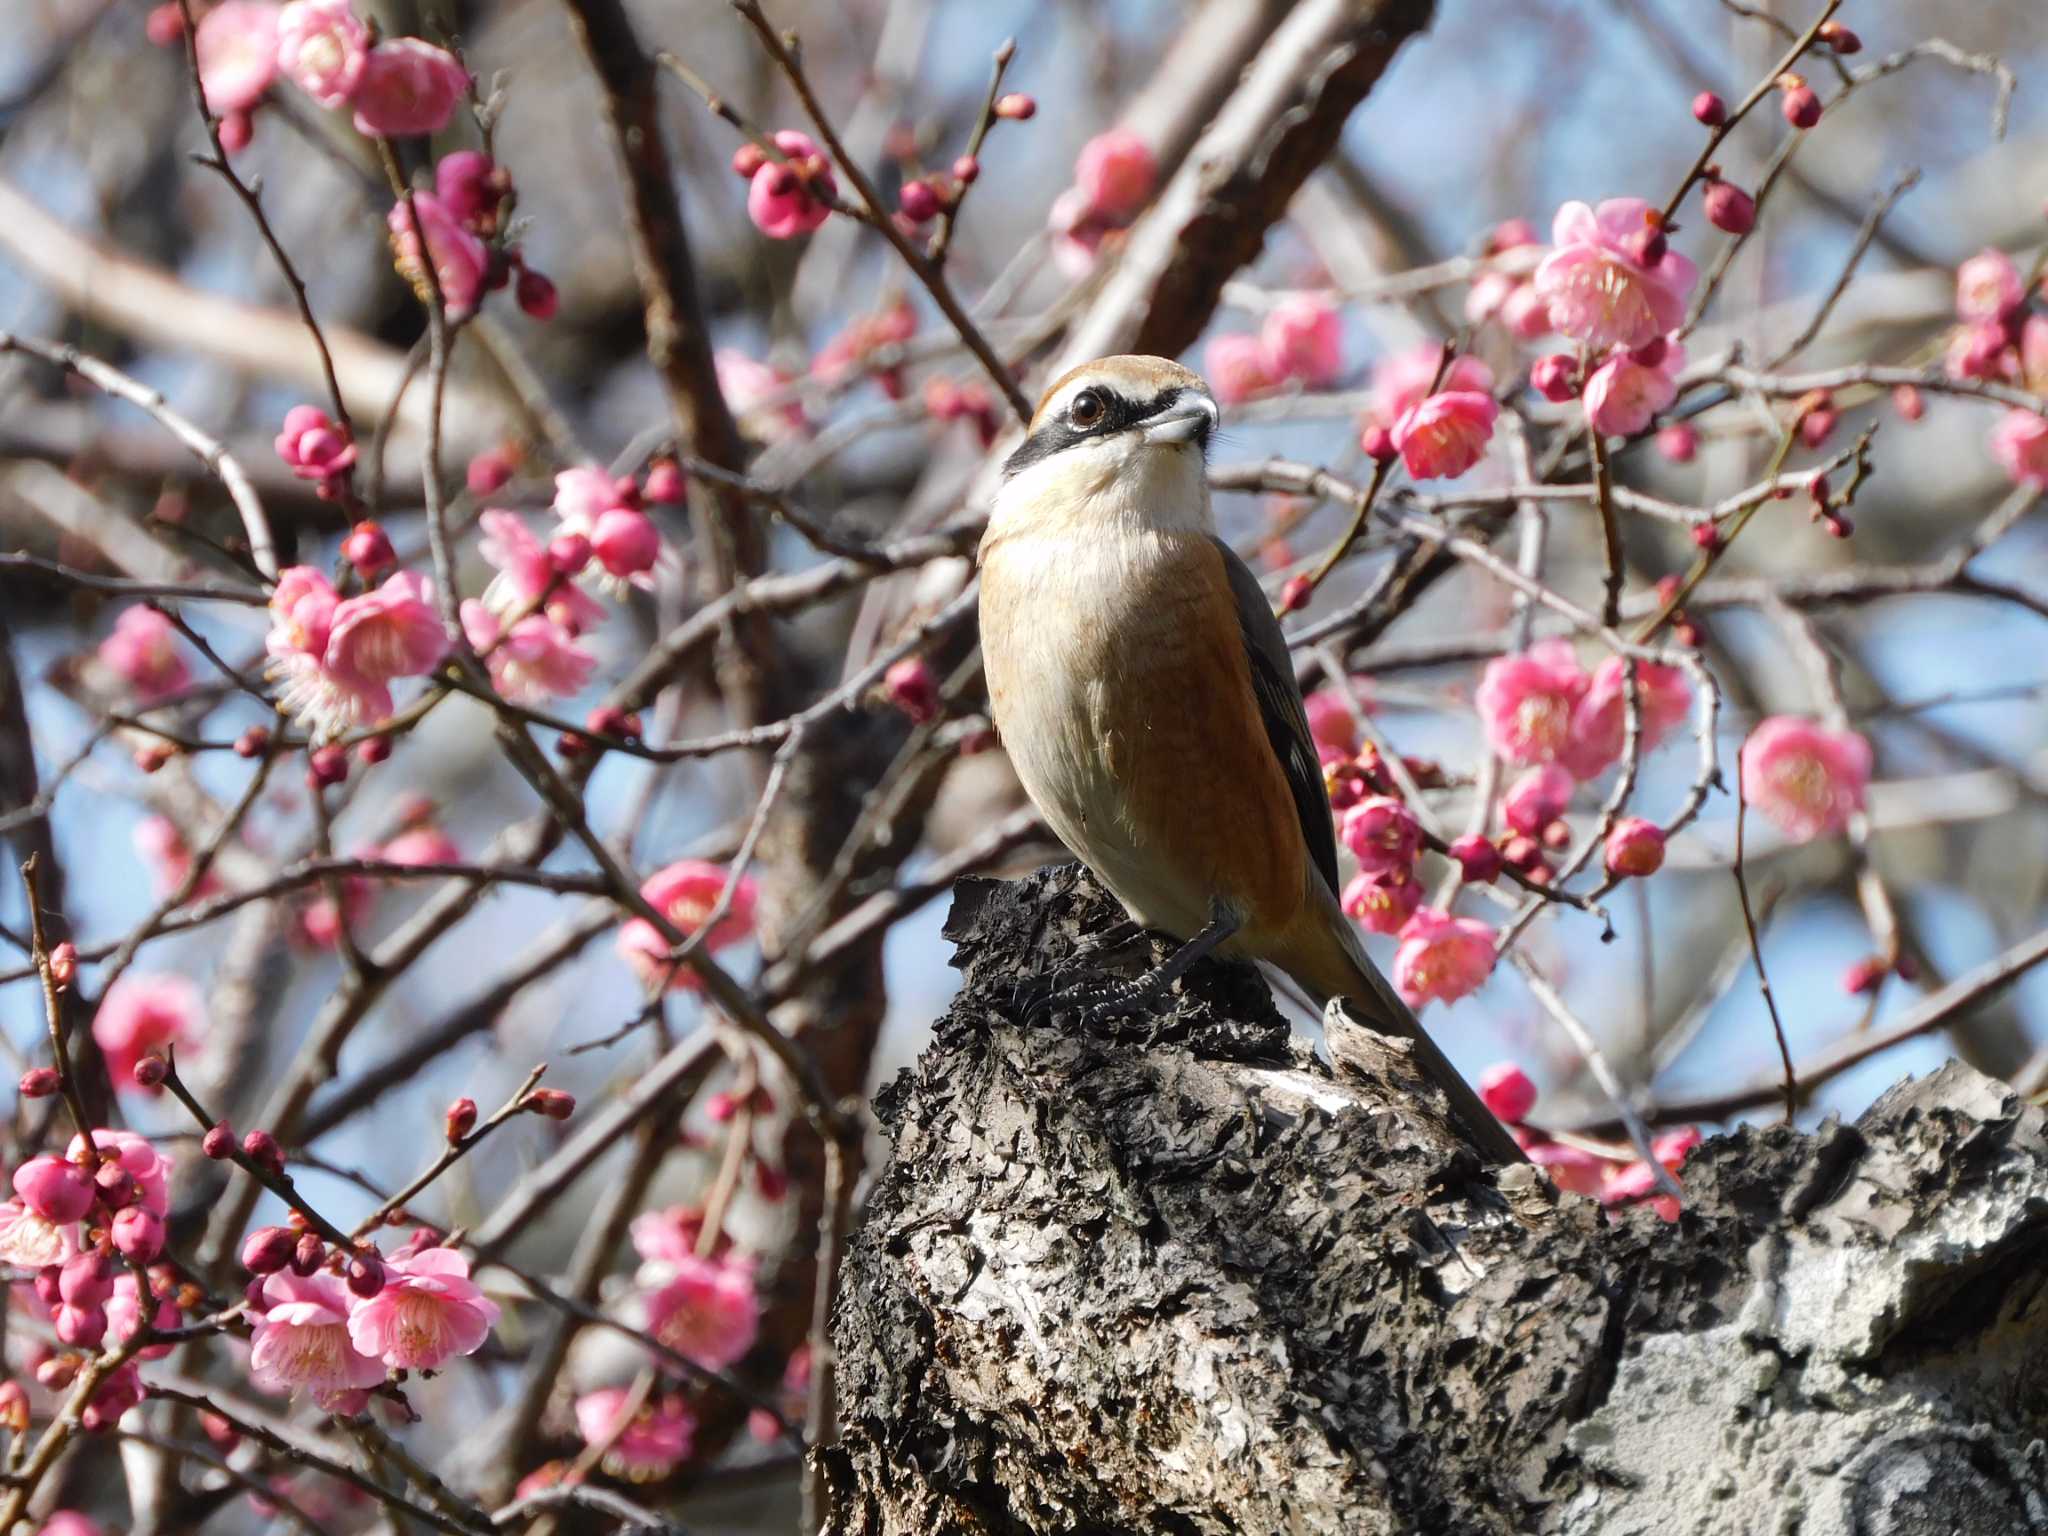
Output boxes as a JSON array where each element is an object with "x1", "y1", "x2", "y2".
[{"x1": 1272, "y1": 896, "x2": 1528, "y2": 1168}]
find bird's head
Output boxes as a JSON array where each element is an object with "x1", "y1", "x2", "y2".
[{"x1": 988, "y1": 355, "x2": 1219, "y2": 542}]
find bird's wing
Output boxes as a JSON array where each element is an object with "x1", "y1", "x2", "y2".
[{"x1": 1209, "y1": 536, "x2": 1341, "y2": 896}]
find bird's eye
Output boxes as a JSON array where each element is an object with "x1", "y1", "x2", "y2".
[{"x1": 1069, "y1": 390, "x2": 1105, "y2": 428}]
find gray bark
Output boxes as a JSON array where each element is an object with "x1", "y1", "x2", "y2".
[{"x1": 821, "y1": 866, "x2": 2048, "y2": 1535}]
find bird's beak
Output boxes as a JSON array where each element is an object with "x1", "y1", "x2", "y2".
[{"x1": 1141, "y1": 394, "x2": 1219, "y2": 446}]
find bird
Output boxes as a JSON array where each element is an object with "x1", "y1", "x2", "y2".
[{"x1": 976, "y1": 353, "x2": 1525, "y2": 1167}]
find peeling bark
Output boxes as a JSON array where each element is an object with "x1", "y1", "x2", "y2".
[{"x1": 821, "y1": 866, "x2": 2048, "y2": 1535}]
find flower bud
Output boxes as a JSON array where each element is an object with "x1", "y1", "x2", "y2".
[
  {"x1": 547, "y1": 531, "x2": 592, "y2": 576},
  {"x1": 1691, "y1": 521, "x2": 1722, "y2": 552},
  {"x1": 516, "y1": 267, "x2": 559, "y2": 321},
  {"x1": 1818, "y1": 19, "x2": 1860, "y2": 53},
  {"x1": 358, "y1": 735, "x2": 392, "y2": 766},
  {"x1": 0, "y1": 1381, "x2": 27, "y2": 1433},
  {"x1": 13, "y1": 1156, "x2": 94, "y2": 1224},
  {"x1": 1530, "y1": 353, "x2": 1579, "y2": 403},
  {"x1": 1360, "y1": 423, "x2": 1397, "y2": 463},
  {"x1": 240, "y1": 1226, "x2": 296, "y2": 1274},
  {"x1": 132, "y1": 1054, "x2": 169, "y2": 1090},
  {"x1": 884, "y1": 656, "x2": 940, "y2": 725},
  {"x1": 59, "y1": 1252, "x2": 113, "y2": 1309},
  {"x1": 589, "y1": 507, "x2": 661, "y2": 579},
  {"x1": 1691, "y1": 91, "x2": 1726, "y2": 127},
  {"x1": 135, "y1": 743, "x2": 172, "y2": 774},
  {"x1": 1447, "y1": 833, "x2": 1502, "y2": 885},
  {"x1": 1478, "y1": 1062, "x2": 1538, "y2": 1124},
  {"x1": 444, "y1": 1096, "x2": 477, "y2": 1143},
  {"x1": 19, "y1": 1067, "x2": 59, "y2": 1099},
  {"x1": 523, "y1": 1087, "x2": 575, "y2": 1121},
  {"x1": 1657, "y1": 423, "x2": 1699, "y2": 463},
  {"x1": 202, "y1": 1122, "x2": 234, "y2": 1160},
  {"x1": 1780, "y1": 77, "x2": 1821, "y2": 129},
  {"x1": 953, "y1": 155, "x2": 980, "y2": 184},
  {"x1": 731, "y1": 143, "x2": 767, "y2": 178},
  {"x1": 1626, "y1": 225, "x2": 1667, "y2": 268},
  {"x1": 1702, "y1": 180, "x2": 1755, "y2": 235},
  {"x1": 642, "y1": 459, "x2": 685, "y2": 505},
  {"x1": 1278, "y1": 574, "x2": 1313, "y2": 615},
  {"x1": 111, "y1": 1205, "x2": 166, "y2": 1262},
  {"x1": 234, "y1": 725, "x2": 271, "y2": 758},
  {"x1": 241, "y1": 1129, "x2": 285, "y2": 1174},
  {"x1": 307, "y1": 746, "x2": 348, "y2": 789},
  {"x1": 342, "y1": 521, "x2": 395, "y2": 578},
  {"x1": 898, "y1": 179, "x2": 941, "y2": 224},
  {"x1": 55, "y1": 1303, "x2": 107, "y2": 1348},
  {"x1": 1603, "y1": 817, "x2": 1667, "y2": 878},
  {"x1": 1798, "y1": 405, "x2": 1837, "y2": 449},
  {"x1": 346, "y1": 1251, "x2": 385, "y2": 1298},
  {"x1": 1891, "y1": 383, "x2": 1925, "y2": 423},
  {"x1": 94, "y1": 1162, "x2": 135, "y2": 1210},
  {"x1": 289, "y1": 1232, "x2": 326, "y2": 1276},
  {"x1": 993, "y1": 93, "x2": 1035, "y2": 120}
]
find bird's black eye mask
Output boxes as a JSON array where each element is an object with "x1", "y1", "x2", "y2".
[{"x1": 1001, "y1": 385, "x2": 1203, "y2": 478}]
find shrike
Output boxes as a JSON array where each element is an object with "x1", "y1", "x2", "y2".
[{"x1": 978, "y1": 354, "x2": 1523, "y2": 1166}]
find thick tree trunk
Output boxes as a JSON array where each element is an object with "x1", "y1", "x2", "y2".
[{"x1": 820, "y1": 867, "x2": 2048, "y2": 1536}]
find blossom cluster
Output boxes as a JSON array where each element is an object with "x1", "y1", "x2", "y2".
[{"x1": 1948, "y1": 247, "x2": 2048, "y2": 488}]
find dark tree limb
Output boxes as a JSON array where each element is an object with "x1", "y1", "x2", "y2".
[{"x1": 822, "y1": 867, "x2": 2048, "y2": 1535}]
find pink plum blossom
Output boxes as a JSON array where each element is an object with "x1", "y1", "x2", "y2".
[
  {"x1": 1304, "y1": 687, "x2": 1360, "y2": 753},
  {"x1": 1391, "y1": 907, "x2": 1497, "y2": 1008},
  {"x1": 1582, "y1": 338, "x2": 1684, "y2": 437},
  {"x1": 274, "y1": 404, "x2": 357, "y2": 489},
  {"x1": 476, "y1": 510, "x2": 605, "y2": 632},
  {"x1": 0, "y1": 1199, "x2": 76, "y2": 1269},
  {"x1": 643, "y1": 1252, "x2": 759, "y2": 1372},
  {"x1": 1557, "y1": 657, "x2": 1692, "y2": 780},
  {"x1": 1990, "y1": 410, "x2": 2048, "y2": 488},
  {"x1": 296, "y1": 873, "x2": 373, "y2": 950},
  {"x1": 1525, "y1": 1137, "x2": 1608, "y2": 1198},
  {"x1": 351, "y1": 38, "x2": 468, "y2": 138},
  {"x1": 629, "y1": 1206, "x2": 706, "y2": 1271},
  {"x1": 1342, "y1": 867, "x2": 1422, "y2": 936},
  {"x1": 1502, "y1": 764, "x2": 1573, "y2": 836},
  {"x1": 98, "y1": 606, "x2": 189, "y2": 704},
  {"x1": 1391, "y1": 391, "x2": 1497, "y2": 479},
  {"x1": 35, "y1": 1514, "x2": 104, "y2": 1536},
  {"x1": 1534, "y1": 198, "x2": 1697, "y2": 351},
  {"x1": 1370, "y1": 344, "x2": 1494, "y2": 428},
  {"x1": 1740, "y1": 716, "x2": 1871, "y2": 843},
  {"x1": 1204, "y1": 333, "x2": 1274, "y2": 405},
  {"x1": 552, "y1": 465, "x2": 627, "y2": 527},
  {"x1": 93, "y1": 973, "x2": 203, "y2": 1090},
  {"x1": 461, "y1": 601, "x2": 595, "y2": 705},
  {"x1": 716, "y1": 350, "x2": 807, "y2": 442},
  {"x1": 575, "y1": 1388, "x2": 696, "y2": 1479},
  {"x1": 265, "y1": 567, "x2": 387, "y2": 738},
  {"x1": 1072, "y1": 128, "x2": 1156, "y2": 222},
  {"x1": 1955, "y1": 248, "x2": 2023, "y2": 322},
  {"x1": 327, "y1": 572, "x2": 448, "y2": 692},
  {"x1": 1339, "y1": 796, "x2": 1421, "y2": 875},
  {"x1": 745, "y1": 131, "x2": 836, "y2": 239},
  {"x1": 1258, "y1": 296, "x2": 1342, "y2": 389},
  {"x1": 387, "y1": 192, "x2": 489, "y2": 316},
  {"x1": 617, "y1": 860, "x2": 760, "y2": 991},
  {"x1": 346, "y1": 1246, "x2": 499, "y2": 1370},
  {"x1": 251, "y1": 1270, "x2": 388, "y2": 1407},
  {"x1": 1475, "y1": 639, "x2": 1589, "y2": 765},
  {"x1": 194, "y1": 1, "x2": 278, "y2": 114},
  {"x1": 275, "y1": 0, "x2": 368, "y2": 107},
  {"x1": 378, "y1": 825, "x2": 461, "y2": 867}
]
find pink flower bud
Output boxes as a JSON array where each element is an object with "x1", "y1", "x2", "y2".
[
  {"x1": 589, "y1": 507, "x2": 660, "y2": 579},
  {"x1": 445, "y1": 1097, "x2": 477, "y2": 1143},
  {"x1": 234, "y1": 726, "x2": 270, "y2": 758},
  {"x1": 55, "y1": 1303, "x2": 107, "y2": 1348},
  {"x1": 706, "y1": 1090, "x2": 738, "y2": 1123},
  {"x1": 1359, "y1": 423, "x2": 1397, "y2": 463},
  {"x1": 307, "y1": 745, "x2": 348, "y2": 789},
  {"x1": 35, "y1": 1356, "x2": 78, "y2": 1390},
  {"x1": 1891, "y1": 384, "x2": 1925, "y2": 423},
  {"x1": 1841, "y1": 955, "x2": 1887, "y2": 995},
  {"x1": 1478, "y1": 1062, "x2": 1537, "y2": 1123},
  {"x1": 240, "y1": 1226, "x2": 296, "y2": 1274},
  {"x1": 135, "y1": 743, "x2": 172, "y2": 774},
  {"x1": 1691, "y1": 91, "x2": 1726, "y2": 127},
  {"x1": 94, "y1": 1161, "x2": 135, "y2": 1209},
  {"x1": 1817, "y1": 19, "x2": 1860, "y2": 53},
  {"x1": 111, "y1": 1205, "x2": 166, "y2": 1262},
  {"x1": 516, "y1": 267, "x2": 559, "y2": 321},
  {"x1": 144, "y1": 4, "x2": 186, "y2": 45},
  {"x1": 1657, "y1": 423, "x2": 1699, "y2": 463},
  {"x1": 33, "y1": 1270, "x2": 61, "y2": 1308},
  {"x1": 59, "y1": 1252, "x2": 113, "y2": 1309},
  {"x1": 1625, "y1": 225, "x2": 1667, "y2": 268},
  {"x1": 1603, "y1": 817, "x2": 1667, "y2": 877},
  {"x1": 1780, "y1": 78, "x2": 1821, "y2": 129},
  {"x1": 0, "y1": 1381, "x2": 27, "y2": 1434},
  {"x1": 343, "y1": 520, "x2": 395, "y2": 577},
  {"x1": 993, "y1": 93, "x2": 1035, "y2": 120},
  {"x1": 49, "y1": 942, "x2": 76, "y2": 987},
  {"x1": 884, "y1": 656, "x2": 940, "y2": 725},
  {"x1": 357, "y1": 736, "x2": 391, "y2": 766},
  {"x1": 1503, "y1": 764, "x2": 1574, "y2": 837},
  {"x1": 218, "y1": 110, "x2": 254, "y2": 153},
  {"x1": 290, "y1": 1232, "x2": 326, "y2": 1276},
  {"x1": 732, "y1": 143, "x2": 767, "y2": 178},
  {"x1": 434, "y1": 150, "x2": 504, "y2": 226},
  {"x1": 131, "y1": 1055, "x2": 168, "y2": 1089},
  {"x1": 1798, "y1": 405, "x2": 1837, "y2": 449},
  {"x1": 1278, "y1": 574, "x2": 1313, "y2": 614},
  {"x1": 19, "y1": 1067, "x2": 59, "y2": 1099},
  {"x1": 953, "y1": 155, "x2": 980, "y2": 184},
  {"x1": 642, "y1": 459, "x2": 685, "y2": 504},
  {"x1": 1702, "y1": 180, "x2": 1755, "y2": 235},
  {"x1": 1447, "y1": 833, "x2": 1502, "y2": 884},
  {"x1": 14, "y1": 1156, "x2": 94, "y2": 1224},
  {"x1": 547, "y1": 531, "x2": 592, "y2": 575},
  {"x1": 524, "y1": 1088, "x2": 575, "y2": 1120},
  {"x1": 467, "y1": 448, "x2": 514, "y2": 495},
  {"x1": 202, "y1": 1122, "x2": 235, "y2": 1160},
  {"x1": 898, "y1": 179, "x2": 941, "y2": 223},
  {"x1": 346, "y1": 1251, "x2": 386, "y2": 1297},
  {"x1": 241, "y1": 1129, "x2": 285, "y2": 1174},
  {"x1": 1691, "y1": 521, "x2": 1723, "y2": 552},
  {"x1": 1530, "y1": 353, "x2": 1579, "y2": 403}
]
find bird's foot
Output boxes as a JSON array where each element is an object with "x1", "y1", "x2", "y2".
[{"x1": 1016, "y1": 967, "x2": 1172, "y2": 1033}]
